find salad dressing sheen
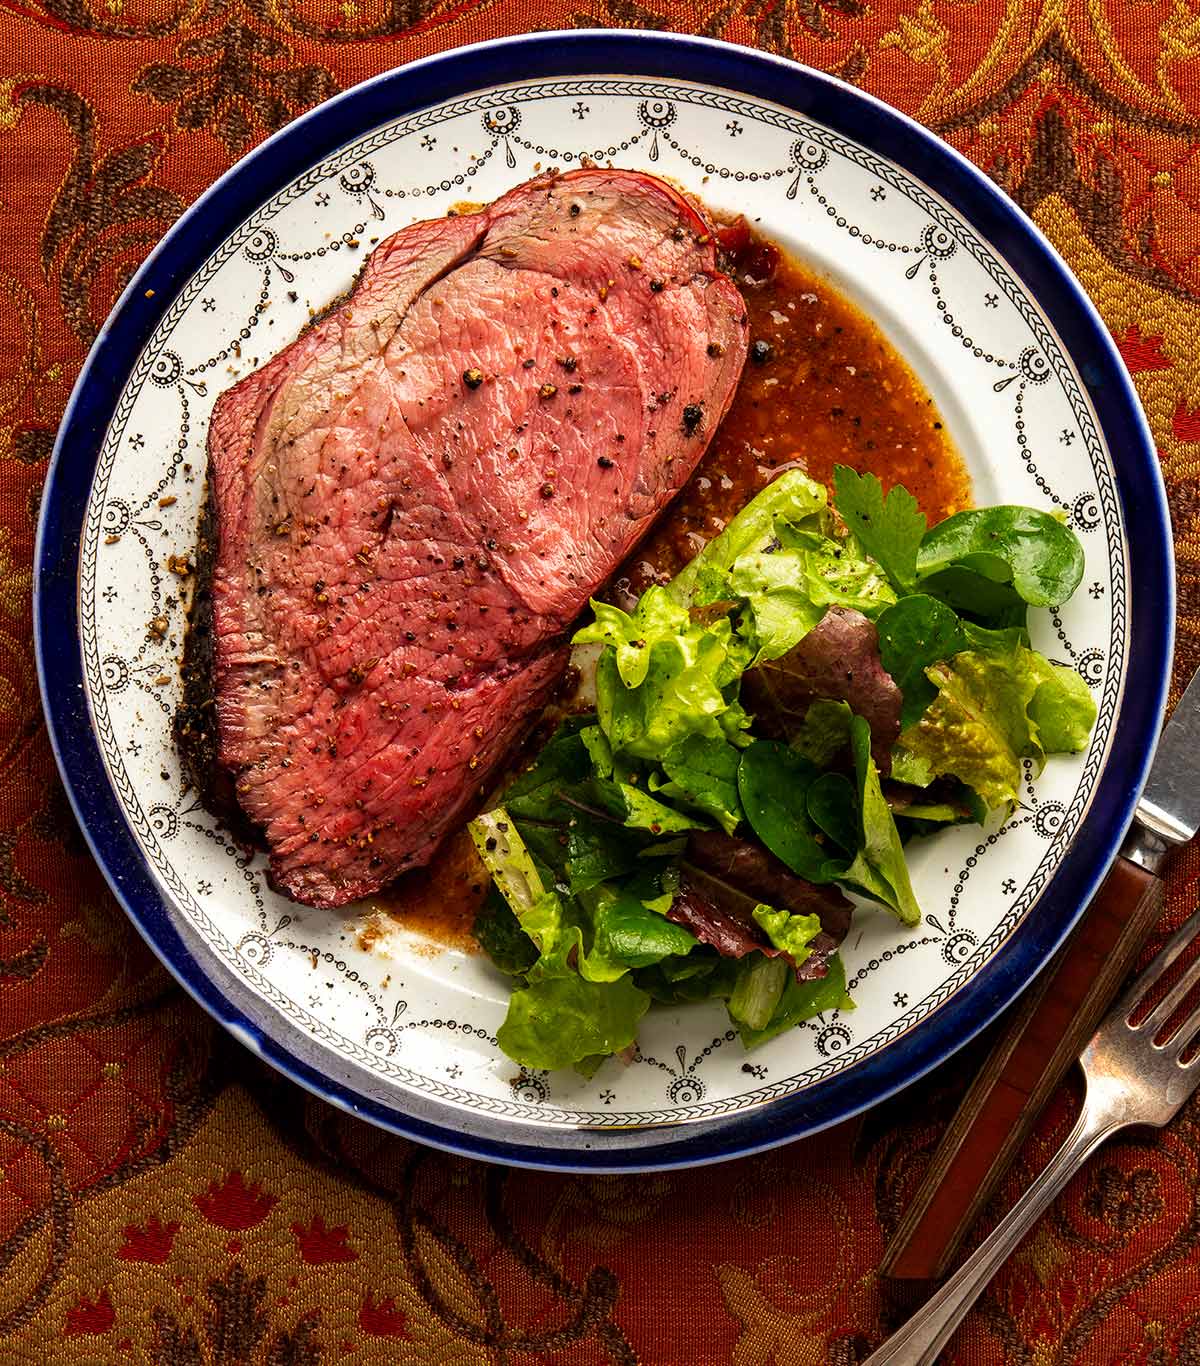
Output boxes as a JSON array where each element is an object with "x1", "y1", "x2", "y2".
[{"x1": 365, "y1": 229, "x2": 971, "y2": 948}]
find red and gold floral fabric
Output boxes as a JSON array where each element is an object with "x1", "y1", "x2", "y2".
[{"x1": 2, "y1": 1, "x2": 1200, "y2": 1360}]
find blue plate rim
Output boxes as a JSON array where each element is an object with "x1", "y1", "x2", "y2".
[{"x1": 34, "y1": 29, "x2": 1174, "y2": 1172}]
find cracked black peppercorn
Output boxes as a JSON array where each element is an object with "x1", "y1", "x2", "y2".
[
  {"x1": 682, "y1": 403, "x2": 703, "y2": 435},
  {"x1": 750, "y1": 340, "x2": 773, "y2": 365},
  {"x1": 597, "y1": 455, "x2": 614, "y2": 468},
  {"x1": 462, "y1": 368, "x2": 483, "y2": 388}
]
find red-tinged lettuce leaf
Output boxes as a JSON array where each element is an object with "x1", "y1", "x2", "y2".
[
  {"x1": 742, "y1": 606, "x2": 902, "y2": 772},
  {"x1": 668, "y1": 831, "x2": 852, "y2": 980},
  {"x1": 666, "y1": 876, "x2": 767, "y2": 959}
]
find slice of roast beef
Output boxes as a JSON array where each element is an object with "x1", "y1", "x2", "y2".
[{"x1": 200, "y1": 168, "x2": 748, "y2": 908}]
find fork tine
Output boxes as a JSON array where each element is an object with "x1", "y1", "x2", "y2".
[
  {"x1": 1138, "y1": 936, "x2": 1200, "y2": 1037},
  {"x1": 1167, "y1": 995, "x2": 1200, "y2": 1064},
  {"x1": 1120, "y1": 909, "x2": 1200, "y2": 1029}
]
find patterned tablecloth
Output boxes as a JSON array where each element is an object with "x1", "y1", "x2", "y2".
[{"x1": 3, "y1": 2, "x2": 1200, "y2": 1361}]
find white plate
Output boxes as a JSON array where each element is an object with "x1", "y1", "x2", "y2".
[{"x1": 35, "y1": 33, "x2": 1172, "y2": 1169}]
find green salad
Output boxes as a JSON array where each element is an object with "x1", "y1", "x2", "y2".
[{"x1": 468, "y1": 467, "x2": 1096, "y2": 1074}]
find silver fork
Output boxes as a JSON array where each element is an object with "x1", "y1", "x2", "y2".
[{"x1": 863, "y1": 907, "x2": 1200, "y2": 1365}]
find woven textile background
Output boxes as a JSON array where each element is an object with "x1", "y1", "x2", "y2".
[{"x1": 3, "y1": 3, "x2": 1200, "y2": 1361}]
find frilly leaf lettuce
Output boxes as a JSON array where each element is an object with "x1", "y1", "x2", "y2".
[
  {"x1": 666, "y1": 469, "x2": 830, "y2": 606},
  {"x1": 469, "y1": 809, "x2": 547, "y2": 917},
  {"x1": 577, "y1": 588, "x2": 752, "y2": 759},
  {"x1": 1027, "y1": 660, "x2": 1097, "y2": 754},
  {"x1": 752, "y1": 905, "x2": 823, "y2": 969},
  {"x1": 724, "y1": 530, "x2": 895, "y2": 663},
  {"x1": 894, "y1": 625, "x2": 1095, "y2": 812}
]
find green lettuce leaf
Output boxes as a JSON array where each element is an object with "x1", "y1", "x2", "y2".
[
  {"x1": 667, "y1": 469, "x2": 830, "y2": 605},
  {"x1": 728, "y1": 953, "x2": 790, "y2": 1030},
  {"x1": 469, "y1": 808, "x2": 547, "y2": 918},
  {"x1": 894, "y1": 627, "x2": 1094, "y2": 811},
  {"x1": 752, "y1": 905, "x2": 823, "y2": 969},
  {"x1": 589, "y1": 888, "x2": 698, "y2": 968},
  {"x1": 739, "y1": 954, "x2": 854, "y2": 1049},
  {"x1": 1027, "y1": 659, "x2": 1097, "y2": 754},
  {"x1": 496, "y1": 973, "x2": 650, "y2": 1071},
  {"x1": 724, "y1": 528, "x2": 895, "y2": 663},
  {"x1": 839, "y1": 716, "x2": 922, "y2": 925},
  {"x1": 578, "y1": 588, "x2": 752, "y2": 760}
]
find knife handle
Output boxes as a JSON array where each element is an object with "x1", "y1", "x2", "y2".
[{"x1": 879, "y1": 856, "x2": 1164, "y2": 1283}]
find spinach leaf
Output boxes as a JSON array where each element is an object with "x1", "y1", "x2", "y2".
[
  {"x1": 563, "y1": 822, "x2": 644, "y2": 893},
  {"x1": 736, "y1": 740, "x2": 831, "y2": 882},
  {"x1": 634, "y1": 952, "x2": 739, "y2": 1006},
  {"x1": 876, "y1": 595, "x2": 967, "y2": 729},
  {"x1": 833, "y1": 464, "x2": 926, "y2": 593},
  {"x1": 503, "y1": 723, "x2": 595, "y2": 823},
  {"x1": 807, "y1": 771, "x2": 859, "y2": 856},
  {"x1": 653, "y1": 733, "x2": 743, "y2": 834},
  {"x1": 916, "y1": 506, "x2": 1085, "y2": 607},
  {"x1": 473, "y1": 888, "x2": 537, "y2": 977},
  {"x1": 916, "y1": 568, "x2": 1028, "y2": 630}
]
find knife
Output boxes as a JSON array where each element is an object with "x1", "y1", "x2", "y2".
[{"x1": 880, "y1": 666, "x2": 1200, "y2": 1284}]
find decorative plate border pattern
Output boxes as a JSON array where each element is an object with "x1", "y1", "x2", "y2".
[
  {"x1": 36, "y1": 32, "x2": 1171, "y2": 1168},
  {"x1": 76, "y1": 78, "x2": 1124, "y2": 1127}
]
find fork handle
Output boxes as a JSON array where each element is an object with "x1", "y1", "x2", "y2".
[{"x1": 862, "y1": 1101, "x2": 1118, "y2": 1365}]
